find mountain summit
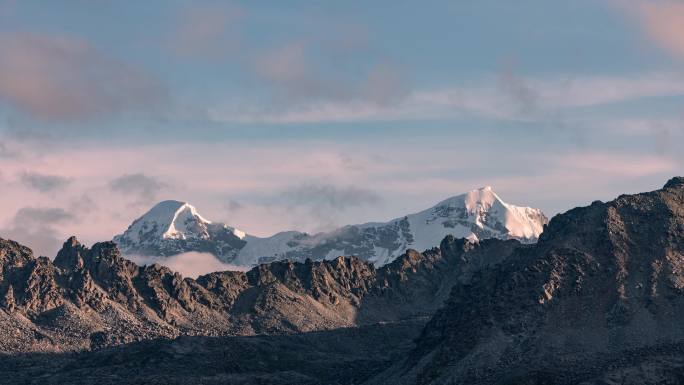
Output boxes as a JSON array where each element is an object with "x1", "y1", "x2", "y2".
[
  {"x1": 2, "y1": 178, "x2": 684, "y2": 384},
  {"x1": 374, "y1": 177, "x2": 684, "y2": 384},
  {"x1": 113, "y1": 187, "x2": 548, "y2": 266},
  {"x1": 113, "y1": 200, "x2": 247, "y2": 259}
]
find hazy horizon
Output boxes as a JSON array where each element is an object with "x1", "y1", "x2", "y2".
[{"x1": 1, "y1": 0, "x2": 683, "y2": 257}]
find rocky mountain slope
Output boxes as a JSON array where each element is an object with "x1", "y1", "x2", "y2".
[
  {"x1": 0, "y1": 321, "x2": 425, "y2": 385},
  {"x1": 4, "y1": 177, "x2": 683, "y2": 384},
  {"x1": 371, "y1": 176, "x2": 684, "y2": 385},
  {"x1": 0, "y1": 231, "x2": 517, "y2": 354},
  {"x1": 114, "y1": 186, "x2": 547, "y2": 266}
]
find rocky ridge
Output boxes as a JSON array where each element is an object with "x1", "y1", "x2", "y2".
[
  {"x1": 3, "y1": 178, "x2": 684, "y2": 384},
  {"x1": 371, "y1": 176, "x2": 684, "y2": 384},
  {"x1": 0, "y1": 231, "x2": 517, "y2": 354}
]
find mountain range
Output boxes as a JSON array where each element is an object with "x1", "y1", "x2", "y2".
[
  {"x1": 1, "y1": 177, "x2": 683, "y2": 384},
  {"x1": 113, "y1": 186, "x2": 548, "y2": 266},
  {"x1": 0, "y1": 231, "x2": 516, "y2": 353}
]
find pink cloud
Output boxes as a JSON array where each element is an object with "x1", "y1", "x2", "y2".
[
  {"x1": 0, "y1": 33, "x2": 167, "y2": 121},
  {"x1": 621, "y1": 0, "x2": 684, "y2": 61},
  {"x1": 250, "y1": 38, "x2": 407, "y2": 109},
  {"x1": 254, "y1": 41, "x2": 317, "y2": 96},
  {"x1": 210, "y1": 71, "x2": 684, "y2": 124},
  {"x1": 0, "y1": 137, "x2": 681, "y2": 259},
  {"x1": 362, "y1": 62, "x2": 409, "y2": 106},
  {"x1": 554, "y1": 152, "x2": 678, "y2": 177},
  {"x1": 170, "y1": 4, "x2": 243, "y2": 58},
  {"x1": 128, "y1": 252, "x2": 248, "y2": 278}
]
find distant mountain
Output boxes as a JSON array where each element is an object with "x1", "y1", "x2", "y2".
[
  {"x1": 113, "y1": 200, "x2": 247, "y2": 260},
  {"x1": 113, "y1": 186, "x2": 548, "y2": 266},
  {"x1": 1, "y1": 177, "x2": 683, "y2": 384}
]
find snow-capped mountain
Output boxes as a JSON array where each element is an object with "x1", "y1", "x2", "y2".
[
  {"x1": 113, "y1": 187, "x2": 548, "y2": 266},
  {"x1": 113, "y1": 200, "x2": 247, "y2": 259}
]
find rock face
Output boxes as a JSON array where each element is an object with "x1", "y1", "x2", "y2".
[
  {"x1": 372, "y1": 177, "x2": 684, "y2": 385},
  {"x1": 0, "y1": 232, "x2": 517, "y2": 354},
  {"x1": 114, "y1": 187, "x2": 547, "y2": 266}
]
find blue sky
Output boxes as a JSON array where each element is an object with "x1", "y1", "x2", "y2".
[{"x1": 0, "y1": 0, "x2": 683, "y2": 256}]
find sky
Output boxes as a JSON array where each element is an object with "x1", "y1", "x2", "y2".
[{"x1": 0, "y1": 0, "x2": 683, "y2": 257}]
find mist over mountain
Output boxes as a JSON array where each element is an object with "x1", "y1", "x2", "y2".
[
  {"x1": 1, "y1": 177, "x2": 683, "y2": 384},
  {"x1": 113, "y1": 186, "x2": 547, "y2": 267},
  {"x1": 3, "y1": 1, "x2": 684, "y2": 383}
]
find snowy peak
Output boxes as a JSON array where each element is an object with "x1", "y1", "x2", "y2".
[
  {"x1": 434, "y1": 186, "x2": 546, "y2": 242},
  {"x1": 370, "y1": 186, "x2": 547, "y2": 265},
  {"x1": 165, "y1": 202, "x2": 211, "y2": 238},
  {"x1": 432, "y1": 186, "x2": 499, "y2": 216},
  {"x1": 463, "y1": 185, "x2": 496, "y2": 209},
  {"x1": 123, "y1": 200, "x2": 212, "y2": 242},
  {"x1": 114, "y1": 187, "x2": 547, "y2": 266},
  {"x1": 113, "y1": 200, "x2": 246, "y2": 258},
  {"x1": 234, "y1": 186, "x2": 548, "y2": 267}
]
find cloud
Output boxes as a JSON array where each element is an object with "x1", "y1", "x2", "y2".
[
  {"x1": 109, "y1": 173, "x2": 167, "y2": 204},
  {"x1": 0, "y1": 140, "x2": 19, "y2": 158},
  {"x1": 13, "y1": 207, "x2": 74, "y2": 227},
  {"x1": 127, "y1": 252, "x2": 248, "y2": 278},
  {"x1": 20, "y1": 171, "x2": 71, "y2": 193},
  {"x1": 254, "y1": 41, "x2": 324, "y2": 100},
  {"x1": 249, "y1": 38, "x2": 408, "y2": 114},
  {"x1": 224, "y1": 199, "x2": 245, "y2": 212},
  {"x1": 255, "y1": 43, "x2": 306, "y2": 82},
  {"x1": 419, "y1": 71, "x2": 684, "y2": 120},
  {"x1": 554, "y1": 152, "x2": 678, "y2": 178},
  {"x1": 68, "y1": 193, "x2": 98, "y2": 215},
  {"x1": 169, "y1": 3, "x2": 243, "y2": 58},
  {"x1": 209, "y1": 100, "x2": 400, "y2": 124},
  {"x1": 0, "y1": 206, "x2": 75, "y2": 257},
  {"x1": 361, "y1": 62, "x2": 409, "y2": 106},
  {"x1": 1, "y1": 135, "x2": 681, "y2": 249},
  {"x1": 282, "y1": 183, "x2": 381, "y2": 210},
  {"x1": 0, "y1": 226, "x2": 64, "y2": 258},
  {"x1": 210, "y1": 71, "x2": 684, "y2": 124},
  {"x1": 621, "y1": 0, "x2": 684, "y2": 61},
  {"x1": 0, "y1": 32, "x2": 168, "y2": 122},
  {"x1": 498, "y1": 64, "x2": 539, "y2": 115},
  {"x1": 278, "y1": 183, "x2": 381, "y2": 231},
  {"x1": 593, "y1": 118, "x2": 684, "y2": 155}
]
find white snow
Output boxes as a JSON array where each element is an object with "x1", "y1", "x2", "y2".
[
  {"x1": 235, "y1": 231, "x2": 300, "y2": 265},
  {"x1": 116, "y1": 200, "x2": 244, "y2": 245},
  {"x1": 232, "y1": 227, "x2": 246, "y2": 240},
  {"x1": 115, "y1": 187, "x2": 547, "y2": 268},
  {"x1": 163, "y1": 202, "x2": 212, "y2": 240}
]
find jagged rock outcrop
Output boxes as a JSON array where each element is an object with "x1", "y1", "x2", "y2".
[
  {"x1": 0, "y1": 231, "x2": 518, "y2": 353},
  {"x1": 372, "y1": 176, "x2": 684, "y2": 385}
]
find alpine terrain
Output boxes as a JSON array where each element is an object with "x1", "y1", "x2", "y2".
[
  {"x1": 0, "y1": 177, "x2": 682, "y2": 384},
  {"x1": 114, "y1": 186, "x2": 547, "y2": 266},
  {"x1": 371, "y1": 176, "x2": 684, "y2": 384}
]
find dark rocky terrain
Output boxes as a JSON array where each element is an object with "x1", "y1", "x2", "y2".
[
  {"x1": 371, "y1": 176, "x2": 684, "y2": 385},
  {"x1": 0, "y1": 320, "x2": 425, "y2": 385},
  {"x1": 1, "y1": 177, "x2": 683, "y2": 384},
  {"x1": 0, "y1": 229, "x2": 517, "y2": 354}
]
